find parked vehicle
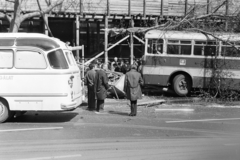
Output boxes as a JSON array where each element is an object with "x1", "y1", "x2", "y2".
[
  {"x1": 142, "y1": 30, "x2": 240, "y2": 96},
  {"x1": 0, "y1": 33, "x2": 83, "y2": 123}
]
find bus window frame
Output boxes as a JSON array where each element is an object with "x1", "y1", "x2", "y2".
[
  {"x1": 0, "y1": 49, "x2": 14, "y2": 69},
  {"x1": 15, "y1": 49, "x2": 48, "y2": 69},
  {"x1": 146, "y1": 38, "x2": 165, "y2": 55},
  {"x1": 166, "y1": 39, "x2": 192, "y2": 56}
]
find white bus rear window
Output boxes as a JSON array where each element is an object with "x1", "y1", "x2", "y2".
[
  {"x1": 48, "y1": 49, "x2": 69, "y2": 69},
  {"x1": 0, "y1": 50, "x2": 13, "y2": 68},
  {"x1": 15, "y1": 50, "x2": 47, "y2": 69}
]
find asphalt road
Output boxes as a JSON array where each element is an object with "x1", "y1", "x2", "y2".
[{"x1": 0, "y1": 98, "x2": 240, "y2": 160}]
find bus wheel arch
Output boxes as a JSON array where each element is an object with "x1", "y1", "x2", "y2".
[
  {"x1": 169, "y1": 72, "x2": 193, "y2": 96},
  {"x1": 0, "y1": 98, "x2": 10, "y2": 123}
]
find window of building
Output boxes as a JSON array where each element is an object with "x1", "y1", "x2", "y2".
[
  {"x1": 0, "y1": 49, "x2": 13, "y2": 68},
  {"x1": 15, "y1": 50, "x2": 47, "y2": 69},
  {"x1": 48, "y1": 49, "x2": 69, "y2": 69}
]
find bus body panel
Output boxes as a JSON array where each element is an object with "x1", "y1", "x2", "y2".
[
  {"x1": 0, "y1": 33, "x2": 83, "y2": 113},
  {"x1": 142, "y1": 54, "x2": 240, "y2": 89}
]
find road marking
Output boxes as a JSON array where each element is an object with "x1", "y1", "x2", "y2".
[
  {"x1": 0, "y1": 127, "x2": 63, "y2": 132},
  {"x1": 15, "y1": 154, "x2": 82, "y2": 160},
  {"x1": 94, "y1": 111, "x2": 108, "y2": 114},
  {"x1": 155, "y1": 108, "x2": 194, "y2": 112},
  {"x1": 166, "y1": 118, "x2": 240, "y2": 123}
]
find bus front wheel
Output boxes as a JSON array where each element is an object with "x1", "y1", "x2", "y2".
[
  {"x1": 173, "y1": 74, "x2": 191, "y2": 96},
  {"x1": 0, "y1": 101, "x2": 10, "y2": 123}
]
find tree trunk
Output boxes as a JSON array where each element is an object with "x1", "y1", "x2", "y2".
[{"x1": 9, "y1": 0, "x2": 22, "y2": 33}]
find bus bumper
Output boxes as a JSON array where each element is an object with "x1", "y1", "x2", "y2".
[{"x1": 61, "y1": 102, "x2": 78, "y2": 111}]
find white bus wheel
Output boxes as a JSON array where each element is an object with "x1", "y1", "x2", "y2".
[
  {"x1": 0, "y1": 101, "x2": 10, "y2": 123},
  {"x1": 173, "y1": 74, "x2": 191, "y2": 96}
]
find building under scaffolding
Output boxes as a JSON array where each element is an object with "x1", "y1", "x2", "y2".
[{"x1": 0, "y1": 0, "x2": 239, "y2": 63}]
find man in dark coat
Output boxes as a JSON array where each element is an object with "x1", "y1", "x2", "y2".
[
  {"x1": 94, "y1": 64, "x2": 109, "y2": 112},
  {"x1": 124, "y1": 64, "x2": 144, "y2": 116},
  {"x1": 84, "y1": 63, "x2": 96, "y2": 111}
]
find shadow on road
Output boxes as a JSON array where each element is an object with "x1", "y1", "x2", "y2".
[
  {"x1": 7, "y1": 112, "x2": 78, "y2": 123},
  {"x1": 108, "y1": 110, "x2": 129, "y2": 116}
]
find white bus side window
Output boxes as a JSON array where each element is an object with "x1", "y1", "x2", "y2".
[
  {"x1": 221, "y1": 42, "x2": 240, "y2": 57},
  {"x1": 167, "y1": 40, "x2": 191, "y2": 55},
  {"x1": 0, "y1": 49, "x2": 13, "y2": 68},
  {"x1": 65, "y1": 51, "x2": 76, "y2": 66},
  {"x1": 48, "y1": 49, "x2": 69, "y2": 69},
  {"x1": 147, "y1": 39, "x2": 163, "y2": 54},
  {"x1": 15, "y1": 50, "x2": 47, "y2": 69}
]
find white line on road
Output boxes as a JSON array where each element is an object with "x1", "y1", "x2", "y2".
[
  {"x1": 15, "y1": 154, "x2": 82, "y2": 160},
  {"x1": 166, "y1": 118, "x2": 240, "y2": 123},
  {"x1": 0, "y1": 127, "x2": 63, "y2": 132},
  {"x1": 155, "y1": 108, "x2": 194, "y2": 112}
]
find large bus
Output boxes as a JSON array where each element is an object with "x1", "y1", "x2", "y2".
[
  {"x1": 0, "y1": 33, "x2": 83, "y2": 123},
  {"x1": 142, "y1": 30, "x2": 240, "y2": 96}
]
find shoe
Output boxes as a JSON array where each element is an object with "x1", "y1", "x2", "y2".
[{"x1": 128, "y1": 113, "x2": 133, "y2": 116}]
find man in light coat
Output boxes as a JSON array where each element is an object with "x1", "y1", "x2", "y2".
[{"x1": 124, "y1": 64, "x2": 144, "y2": 116}]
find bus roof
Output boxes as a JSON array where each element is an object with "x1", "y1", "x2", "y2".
[
  {"x1": 145, "y1": 30, "x2": 240, "y2": 42},
  {"x1": 0, "y1": 33, "x2": 67, "y2": 51}
]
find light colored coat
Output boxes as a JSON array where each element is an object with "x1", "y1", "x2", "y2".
[{"x1": 124, "y1": 69, "x2": 144, "y2": 101}]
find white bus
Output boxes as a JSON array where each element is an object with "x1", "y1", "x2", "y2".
[
  {"x1": 0, "y1": 33, "x2": 83, "y2": 122},
  {"x1": 142, "y1": 30, "x2": 240, "y2": 96}
]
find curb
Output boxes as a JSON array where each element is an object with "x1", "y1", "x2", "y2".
[{"x1": 163, "y1": 97, "x2": 202, "y2": 104}]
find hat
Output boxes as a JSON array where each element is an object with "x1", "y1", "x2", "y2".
[{"x1": 131, "y1": 64, "x2": 137, "y2": 69}]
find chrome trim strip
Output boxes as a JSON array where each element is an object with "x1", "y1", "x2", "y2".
[
  {"x1": 0, "y1": 93, "x2": 68, "y2": 97},
  {"x1": 0, "y1": 71, "x2": 80, "y2": 75}
]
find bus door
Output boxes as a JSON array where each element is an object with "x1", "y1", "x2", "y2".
[{"x1": 65, "y1": 50, "x2": 82, "y2": 104}]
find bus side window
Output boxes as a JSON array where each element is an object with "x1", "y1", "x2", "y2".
[
  {"x1": 48, "y1": 49, "x2": 69, "y2": 69},
  {"x1": 180, "y1": 41, "x2": 191, "y2": 55},
  {"x1": 167, "y1": 40, "x2": 179, "y2": 55},
  {"x1": 194, "y1": 41, "x2": 205, "y2": 56},
  {"x1": 0, "y1": 49, "x2": 13, "y2": 68},
  {"x1": 167, "y1": 40, "x2": 191, "y2": 55},
  {"x1": 147, "y1": 39, "x2": 163, "y2": 54},
  {"x1": 15, "y1": 50, "x2": 47, "y2": 69},
  {"x1": 205, "y1": 41, "x2": 217, "y2": 56}
]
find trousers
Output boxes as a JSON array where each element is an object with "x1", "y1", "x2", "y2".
[
  {"x1": 130, "y1": 100, "x2": 137, "y2": 115},
  {"x1": 96, "y1": 100, "x2": 105, "y2": 111}
]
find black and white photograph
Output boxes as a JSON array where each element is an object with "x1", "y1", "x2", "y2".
[{"x1": 0, "y1": 0, "x2": 240, "y2": 160}]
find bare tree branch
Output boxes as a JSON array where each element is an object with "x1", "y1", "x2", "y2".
[
  {"x1": 6, "y1": 0, "x2": 15, "y2": 3},
  {"x1": 21, "y1": 0, "x2": 64, "y2": 21}
]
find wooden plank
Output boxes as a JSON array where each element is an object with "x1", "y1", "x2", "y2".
[
  {"x1": 110, "y1": 0, "x2": 128, "y2": 14},
  {"x1": 146, "y1": 0, "x2": 161, "y2": 15}
]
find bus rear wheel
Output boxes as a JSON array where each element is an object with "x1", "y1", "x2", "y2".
[
  {"x1": 0, "y1": 101, "x2": 10, "y2": 123},
  {"x1": 173, "y1": 74, "x2": 191, "y2": 96}
]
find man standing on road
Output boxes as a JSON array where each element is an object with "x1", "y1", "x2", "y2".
[
  {"x1": 94, "y1": 64, "x2": 109, "y2": 112},
  {"x1": 124, "y1": 64, "x2": 144, "y2": 116},
  {"x1": 84, "y1": 63, "x2": 96, "y2": 111}
]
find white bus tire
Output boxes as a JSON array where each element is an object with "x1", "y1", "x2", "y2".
[
  {"x1": 0, "y1": 101, "x2": 10, "y2": 123},
  {"x1": 173, "y1": 74, "x2": 191, "y2": 96}
]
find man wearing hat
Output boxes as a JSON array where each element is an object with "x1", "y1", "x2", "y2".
[{"x1": 124, "y1": 64, "x2": 144, "y2": 116}]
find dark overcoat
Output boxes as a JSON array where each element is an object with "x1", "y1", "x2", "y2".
[
  {"x1": 84, "y1": 69, "x2": 96, "y2": 109},
  {"x1": 94, "y1": 69, "x2": 109, "y2": 100},
  {"x1": 124, "y1": 69, "x2": 144, "y2": 101}
]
